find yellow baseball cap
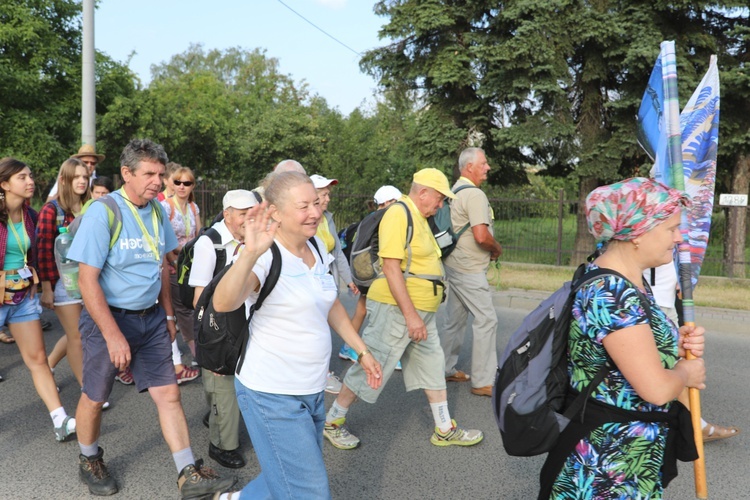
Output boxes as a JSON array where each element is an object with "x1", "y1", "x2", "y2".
[{"x1": 412, "y1": 168, "x2": 456, "y2": 199}]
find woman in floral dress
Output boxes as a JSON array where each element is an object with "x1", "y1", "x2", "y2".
[{"x1": 541, "y1": 178, "x2": 707, "y2": 499}]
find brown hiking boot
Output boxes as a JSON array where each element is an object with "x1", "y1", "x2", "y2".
[
  {"x1": 79, "y1": 447, "x2": 118, "y2": 496},
  {"x1": 177, "y1": 459, "x2": 237, "y2": 499}
]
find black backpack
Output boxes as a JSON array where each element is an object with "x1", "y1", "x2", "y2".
[
  {"x1": 176, "y1": 227, "x2": 226, "y2": 310},
  {"x1": 427, "y1": 184, "x2": 477, "y2": 259},
  {"x1": 338, "y1": 221, "x2": 360, "y2": 262},
  {"x1": 194, "y1": 238, "x2": 322, "y2": 375},
  {"x1": 349, "y1": 201, "x2": 413, "y2": 289},
  {"x1": 492, "y1": 265, "x2": 651, "y2": 457}
]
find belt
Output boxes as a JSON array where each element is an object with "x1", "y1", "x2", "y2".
[{"x1": 109, "y1": 304, "x2": 160, "y2": 316}]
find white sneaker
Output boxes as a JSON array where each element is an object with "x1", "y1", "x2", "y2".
[{"x1": 325, "y1": 371, "x2": 342, "y2": 394}]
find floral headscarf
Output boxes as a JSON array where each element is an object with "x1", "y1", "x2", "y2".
[{"x1": 586, "y1": 177, "x2": 690, "y2": 243}]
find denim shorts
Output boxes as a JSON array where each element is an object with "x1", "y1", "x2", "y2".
[
  {"x1": 0, "y1": 293, "x2": 42, "y2": 326},
  {"x1": 79, "y1": 306, "x2": 175, "y2": 402},
  {"x1": 53, "y1": 279, "x2": 82, "y2": 306}
]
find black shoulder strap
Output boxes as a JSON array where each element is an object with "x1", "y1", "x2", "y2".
[
  {"x1": 254, "y1": 242, "x2": 282, "y2": 313},
  {"x1": 562, "y1": 266, "x2": 654, "y2": 422},
  {"x1": 308, "y1": 236, "x2": 324, "y2": 262}
]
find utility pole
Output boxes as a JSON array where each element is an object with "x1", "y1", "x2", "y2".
[{"x1": 81, "y1": 0, "x2": 96, "y2": 146}]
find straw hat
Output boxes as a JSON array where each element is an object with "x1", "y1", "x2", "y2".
[{"x1": 71, "y1": 144, "x2": 105, "y2": 162}]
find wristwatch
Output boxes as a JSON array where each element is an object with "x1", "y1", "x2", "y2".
[{"x1": 166, "y1": 315, "x2": 177, "y2": 322}]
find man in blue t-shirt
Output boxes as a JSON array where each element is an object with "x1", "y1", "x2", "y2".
[{"x1": 68, "y1": 139, "x2": 236, "y2": 498}]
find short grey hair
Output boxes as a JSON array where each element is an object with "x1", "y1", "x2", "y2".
[
  {"x1": 273, "y1": 159, "x2": 306, "y2": 174},
  {"x1": 458, "y1": 147, "x2": 484, "y2": 171},
  {"x1": 120, "y1": 139, "x2": 168, "y2": 171}
]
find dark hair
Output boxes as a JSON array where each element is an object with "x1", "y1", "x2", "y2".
[
  {"x1": 0, "y1": 157, "x2": 32, "y2": 225},
  {"x1": 92, "y1": 176, "x2": 115, "y2": 193},
  {"x1": 120, "y1": 139, "x2": 168, "y2": 171}
]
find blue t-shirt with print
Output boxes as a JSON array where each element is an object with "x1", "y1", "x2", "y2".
[{"x1": 67, "y1": 191, "x2": 178, "y2": 309}]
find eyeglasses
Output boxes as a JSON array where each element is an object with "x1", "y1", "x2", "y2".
[
  {"x1": 82, "y1": 160, "x2": 98, "y2": 167},
  {"x1": 173, "y1": 180, "x2": 194, "y2": 187}
]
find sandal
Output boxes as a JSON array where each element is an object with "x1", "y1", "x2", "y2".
[
  {"x1": 703, "y1": 422, "x2": 741, "y2": 443},
  {"x1": 0, "y1": 332, "x2": 15, "y2": 344}
]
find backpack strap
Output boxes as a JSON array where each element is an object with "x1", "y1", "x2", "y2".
[
  {"x1": 394, "y1": 201, "x2": 444, "y2": 294},
  {"x1": 97, "y1": 195, "x2": 124, "y2": 250},
  {"x1": 204, "y1": 227, "x2": 226, "y2": 275},
  {"x1": 451, "y1": 184, "x2": 480, "y2": 238},
  {"x1": 166, "y1": 197, "x2": 176, "y2": 222},
  {"x1": 308, "y1": 237, "x2": 325, "y2": 263},
  {"x1": 235, "y1": 242, "x2": 282, "y2": 374},
  {"x1": 562, "y1": 267, "x2": 653, "y2": 422}
]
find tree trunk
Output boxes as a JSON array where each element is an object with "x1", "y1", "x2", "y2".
[
  {"x1": 724, "y1": 154, "x2": 750, "y2": 278},
  {"x1": 570, "y1": 176, "x2": 599, "y2": 266}
]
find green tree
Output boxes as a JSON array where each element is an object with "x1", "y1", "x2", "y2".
[
  {"x1": 0, "y1": 0, "x2": 137, "y2": 192},
  {"x1": 364, "y1": 1, "x2": 749, "y2": 266},
  {"x1": 100, "y1": 44, "x2": 331, "y2": 183}
]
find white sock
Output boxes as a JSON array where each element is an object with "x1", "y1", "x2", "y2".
[
  {"x1": 173, "y1": 447, "x2": 195, "y2": 474},
  {"x1": 430, "y1": 401, "x2": 452, "y2": 433},
  {"x1": 50, "y1": 407, "x2": 68, "y2": 427},
  {"x1": 171, "y1": 339, "x2": 182, "y2": 365},
  {"x1": 326, "y1": 400, "x2": 349, "y2": 423},
  {"x1": 701, "y1": 418, "x2": 708, "y2": 430}
]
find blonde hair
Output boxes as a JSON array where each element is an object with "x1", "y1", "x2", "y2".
[
  {"x1": 57, "y1": 158, "x2": 91, "y2": 214},
  {"x1": 264, "y1": 171, "x2": 313, "y2": 208}
]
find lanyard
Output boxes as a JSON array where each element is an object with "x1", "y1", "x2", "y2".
[
  {"x1": 177, "y1": 201, "x2": 191, "y2": 237},
  {"x1": 120, "y1": 190, "x2": 161, "y2": 262},
  {"x1": 7, "y1": 212, "x2": 29, "y2": 267}
]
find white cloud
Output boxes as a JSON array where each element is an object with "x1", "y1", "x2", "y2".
[{"x1": 314, "y1": 0, "x2": 347, "y2": 9}]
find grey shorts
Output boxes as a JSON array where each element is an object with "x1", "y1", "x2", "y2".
[
  {"x1": 343, "y1": 301, "x2": 446, "y2": 404},
  {"x1": 79, "y1": 306, "x2": 176, "y2": 402}
]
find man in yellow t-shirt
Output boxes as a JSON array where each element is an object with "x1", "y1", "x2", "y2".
[
  {"x1": 441, "y1": 147, "x2": 503, "y2": 397},
  {"x1": 324, "y1": 168, "x2": 485, "y2": 450}
]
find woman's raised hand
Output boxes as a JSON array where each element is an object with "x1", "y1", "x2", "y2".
[{"x1": 242, "y1": 202, "x2": 278, "y2": 257}]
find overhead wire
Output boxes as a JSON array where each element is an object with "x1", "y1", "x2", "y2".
[{"x1": 275, "y1": 0, "x2": 361, "y2": 56}]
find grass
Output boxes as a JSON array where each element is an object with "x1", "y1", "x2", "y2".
[{"x1": 490, "y1": 261, "x2": 750, "y2": 311}]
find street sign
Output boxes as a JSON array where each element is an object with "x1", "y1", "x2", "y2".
[{"x1": 719, "y1": 194, "x2": 748, "y2": 207}]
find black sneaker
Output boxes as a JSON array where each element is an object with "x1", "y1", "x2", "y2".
[
  {"x1": 177, "y1": 459, "x2": 237, "y2": 499},
  {"x1": 79, "y1": 447, "x2": 118, "y2": 496}
]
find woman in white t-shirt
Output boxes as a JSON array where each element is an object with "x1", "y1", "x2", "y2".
[{"x1": 213, "y1": 172, "x2": 381, "y2": 500}]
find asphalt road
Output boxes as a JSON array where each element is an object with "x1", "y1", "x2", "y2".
[{"x1": 1, "y1": 290, "x2": 748, "y2": 499}]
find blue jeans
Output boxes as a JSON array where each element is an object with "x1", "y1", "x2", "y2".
[{"x1": 235, "y1": 380, "x2": 331, "y2": 500}]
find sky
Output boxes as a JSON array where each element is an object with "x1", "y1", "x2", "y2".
[{"x1": 95, "y1": 0, "x2": 388, "y2": 115}]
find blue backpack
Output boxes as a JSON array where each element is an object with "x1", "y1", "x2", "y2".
[{"x1": 492, "y1": 265, "x2": 651, "y2": 456}]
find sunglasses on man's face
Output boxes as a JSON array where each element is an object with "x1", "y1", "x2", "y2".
[
  {"x1": 173, "y1": 180, "x2": 194, "y2": 187},
  {"x1": 82, "y1": 160, "x2": 98, "y2": 166}
]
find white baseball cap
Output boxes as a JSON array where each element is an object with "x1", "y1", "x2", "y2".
[
  {"x1": 310, "y1": 174, "x2": 338, "y2": 189},
  {"x1": 223, "y1": 189, "x2": 258, "y2": 210},
  {"x1": 373, "y1": 185, "x2": 402, "y2": 205}
]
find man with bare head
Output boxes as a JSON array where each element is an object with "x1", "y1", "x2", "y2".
[{"x1": 273, "y1": 159, "x2": 306, "y2": 174}]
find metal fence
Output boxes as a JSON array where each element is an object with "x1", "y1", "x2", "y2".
[{"x1": 191, "y1": 182, "x2": 748, "y2": 279}]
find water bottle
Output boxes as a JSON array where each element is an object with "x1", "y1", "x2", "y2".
[{"x1": 54, "y1": 227, "x2": 81, "y2": 300}]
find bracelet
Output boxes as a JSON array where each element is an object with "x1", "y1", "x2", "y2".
[
  {"x1": 166, "y1": 315, "x2": 177, "y2": 322},
  {"x1": 358, "y1": 348, "x2": 371, "y2": 360}
]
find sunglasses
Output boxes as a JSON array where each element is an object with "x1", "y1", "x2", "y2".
[
  {"x1": 82, "y1": 160, "x2": 98, "y2": 166},
  {"x1": 173, "y1": 180, "x2": 194, "y2": 187}
]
